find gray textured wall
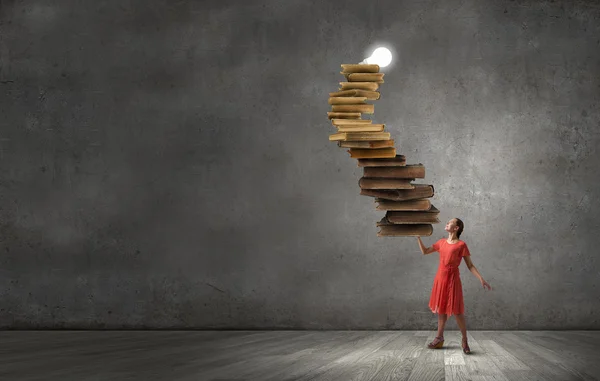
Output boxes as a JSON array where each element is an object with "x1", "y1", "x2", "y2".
[{"x1": 1, "y1": 0, "x2": 599, "y2": 329}]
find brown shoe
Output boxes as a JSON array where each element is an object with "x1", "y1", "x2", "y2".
[
  {"x1": 428, "y1": 336, "x2": 444, "y2": 349},
  {"x1": 462, "y1": 336, "x2": 471, "y2": 354}
]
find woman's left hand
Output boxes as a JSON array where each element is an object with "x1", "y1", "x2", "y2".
[{"x1": 481, "y1": 279, "x2": 492, "y2": 291}]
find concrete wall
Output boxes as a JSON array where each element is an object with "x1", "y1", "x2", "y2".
[{"x1": 1, "y1": 0, "x2": 599, "y2": 329}]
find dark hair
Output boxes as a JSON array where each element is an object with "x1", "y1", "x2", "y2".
[{"x1": 455, "y1": 218, "x2": 464, "y2": 238}]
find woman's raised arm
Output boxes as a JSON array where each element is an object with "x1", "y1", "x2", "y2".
[{"x1": 417, "y1": 237, "x2": 436, "y2": 255}]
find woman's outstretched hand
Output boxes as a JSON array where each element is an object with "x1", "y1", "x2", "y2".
[{"x1": 481, "y1": 279, "x2": 492, "y2": 291}]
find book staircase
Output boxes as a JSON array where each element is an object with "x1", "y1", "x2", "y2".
[{"x1": 328, "y1": 64, "x2": 440, "y2": 236}]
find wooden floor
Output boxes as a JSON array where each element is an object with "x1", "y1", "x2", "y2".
[{"x1": 0, "y1": 330, "x2": 599, "y2": 380}]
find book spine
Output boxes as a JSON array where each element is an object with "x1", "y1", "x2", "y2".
[{"x1": 363, "y1": 165, "x2": 425, "y2": 179}]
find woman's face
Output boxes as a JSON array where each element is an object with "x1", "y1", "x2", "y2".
[{"x1": 445, "y1": 219, "x2": 457, "y2": 232}]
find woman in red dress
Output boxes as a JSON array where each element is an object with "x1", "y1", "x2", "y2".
[{"x1": 416, "y1": 218, "x2": 492, "y2": 354}]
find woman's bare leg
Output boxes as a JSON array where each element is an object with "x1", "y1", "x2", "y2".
[
  {"x1": 437, "y1": 313, "x2": 448, "y2": 337},
  {"x1": 455, "y1": 313, "x2": 467, "y2": 338},
  {"x1": 455, "y1": 314, "x2": 471, "y2": 353}
]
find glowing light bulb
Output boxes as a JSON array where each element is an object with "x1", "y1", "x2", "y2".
[{"x1": 360, "y1": 47, "x2": 392, "y2": 67}]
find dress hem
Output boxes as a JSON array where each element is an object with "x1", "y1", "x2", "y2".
[{"x1": 429, "y1": 306, "x2": 464, "y2": 317}]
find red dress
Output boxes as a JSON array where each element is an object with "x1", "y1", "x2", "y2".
[{"x1": 429, "y1": 239, "x2": 471, "y2": 316}]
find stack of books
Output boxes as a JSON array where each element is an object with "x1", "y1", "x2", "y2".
[{"x1": 328, "y1": 64, "x2": 440, "y2": 236}]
